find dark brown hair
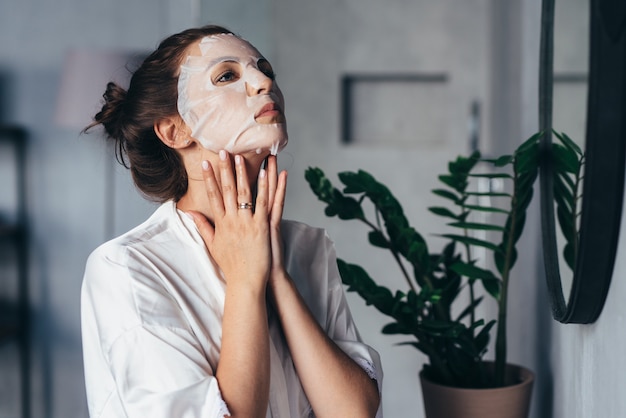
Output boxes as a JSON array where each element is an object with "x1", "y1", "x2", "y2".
[{"x1": 85, "y1": 25, "x2": 234, "y2": 202}]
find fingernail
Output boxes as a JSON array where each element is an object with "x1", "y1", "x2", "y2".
[
  {"x1": 202, "y1": 160, "x2": 209, "y2": 171},
  {"x1": 219, "y1": 150, "x2": 227, "y2": 161},
  {"x1": 235, "y1": 155, "x2": 241, "y2": 165},
  {"x1": 259, "y1": 168, "x2": 266, "y2": 178}
]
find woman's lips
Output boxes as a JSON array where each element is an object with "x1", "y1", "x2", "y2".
[{"x1": 255, "y1": 103, "x2": 285, "y2": 123}]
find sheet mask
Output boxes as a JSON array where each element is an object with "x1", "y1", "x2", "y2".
[{"x1": 177, "y1": 34, "x2": 288, "y2": 155}]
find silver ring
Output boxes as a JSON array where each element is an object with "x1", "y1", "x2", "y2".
[{"x1": 238, "y1": 202, "x2": 254, "y2": 210}]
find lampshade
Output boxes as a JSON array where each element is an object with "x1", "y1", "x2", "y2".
[
  {"x1": 54, "y1": 48, "x2": 148, "y2": 239},
  {"x1": 55, "y1": 49, "x2": 147, "y2": 129}
]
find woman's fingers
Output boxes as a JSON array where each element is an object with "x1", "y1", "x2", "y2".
[
  {"x1": 195, "y1": 151, "x2": 275, "y2": 286},
  {"x1": 268, "y1": 169, "x2": 287, "y2": 277},
  {"x1": 217, "y1": 150, "x2": 238, "y2": 212},
  {"x1": 255, "y1": 166, "x2": 269, "y2": 217},
  {"x1": 234, "y1": 154, "x2": 253, "y2": 215},
  {"x1": 266, "y1": 156, "x2": 278, "y2": 209},
  {"x1": 201, "y1": 160, "x2": 225, "y2": 218},
  {"x1": 271, "y1": 170, "x2": 287, "y2": 227},
  {"x1": 204, "y1": 151, "x2": 271, "y2": 219}
]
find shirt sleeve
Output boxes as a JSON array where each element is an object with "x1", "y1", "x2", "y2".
[
  {"x1": 81, "y1": 243, "x2": 231, "y2": 418},
  {"x1": 321, "y1": 233, "x2": 385, "y2": 417},
  {"x1": 106, "y1": 325, "x2": 230, "y2": 418},
  {"x1": 282, "y1": 222, "x2": 384, "y2": 417}
]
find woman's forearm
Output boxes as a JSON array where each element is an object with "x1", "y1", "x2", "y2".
[
  {"x1": 190, "y1": 152, "x2": 273, "y2": 416},
  {"x1": 269, "y1": 273, "x2": 380, "y2": 417},
  {"x1": 216, "y1": 281, "x2": 270, "y2": 417}
]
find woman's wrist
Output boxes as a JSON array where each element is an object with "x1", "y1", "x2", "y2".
[
  {"x1": 225, "y1": 274, "x2": 268, "y2": 298},
  {"x1": 267, "y1": 268, "x2": 292, "y2": 306}
]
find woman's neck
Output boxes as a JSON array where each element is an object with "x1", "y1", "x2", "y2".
[{"x1": 175, "y1": 148, "x2": 266, "y2": 221}]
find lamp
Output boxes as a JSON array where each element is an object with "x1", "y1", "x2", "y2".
[
  {"x1": 55, "y1": 48, "x2": 147, "y2": 237},
  {"x1": 55, "y1": 49, "x2": 146, "y2": 128}
]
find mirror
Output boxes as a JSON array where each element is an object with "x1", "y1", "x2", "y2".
[{"x1": 539, "y1": 0, "x2": 626, "y2": 323}]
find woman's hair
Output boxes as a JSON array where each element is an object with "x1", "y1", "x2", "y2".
[{"x1": 85, "y1": 24, "x2": 234, "y2": 202}]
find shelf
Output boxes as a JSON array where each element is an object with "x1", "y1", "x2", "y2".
[
  {"x1": 0, "y1": 126, "x2": 26, "y2": 141},
  {"x1": 0, "y1": 223, "x2": 22, "y2": 240},
  {"x1": 0, "y1": 322, "x2": 19, "y2": 344},
  {"x1": 0, "y1": 123, "x2": 30, "y2": 417},
  {"x1": 0, "y1": 299, "x2": 20, "y2": 344}
]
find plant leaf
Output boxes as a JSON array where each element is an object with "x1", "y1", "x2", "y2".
[
  {"x1": 469, "y1": 173, "x2": 513, "y2": 179},
  {"x1": 432, "y1": 188, "x2": 461, "y2": 204},
  {"x1": 516, "y1": 132, "x2": 542, "y2": 154},
  {"x1": 475, "y1": 320, "x2": 496, "y2": 353},
  {"x1": 466, "y1": 191, "x2": 511, "y2": 198},
  {"x1": 463, "y1": 204, "x2": 509, "y2": 214},
  {"x1": 455, "y1": 296, "x2": 484, "y2": 321},
  {"x1": 484, "y1": 155, "x2": 513, "y2": 167},
  {"x1": 552, "y1": 143, "x2": 579, "y2": 174},
  {"x1": 447, "y1": 222, "x2": 506, "y2": 232},
  {"x1": 368, "y1": 230, "x2": 390, "y2": 249},
  {"x1": 481, "y1": 277, "x2": 502, "y2": 299},
  {"x1": 553, "y1": 130, "x2": 583, "y2": 155},
  {"x1": 438, "y1": 174, "x2": 467, "y2": 193},
  {"x1": 305, "y1": 167, "x2": 335, "y2": 203},
  {"x1": 440, "y1": 234, "x2": 500, "y2": 251},
  {"x1": 429, "y1": 206, "x2": 459, "y2": 220},
  {"x1": 449, "y1": 261, "x2": 497, "y2": 280},
  {"x1": 382, "y1": 322, "x2": 412, "y2": 335}
]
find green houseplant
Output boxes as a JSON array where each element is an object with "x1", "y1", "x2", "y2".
[
  {"x1": 550, "y1": 130, "x2": 585, "y2": 272},
  {"x1": 305, "y1": 133, "x2": 542, "y2": 393}
]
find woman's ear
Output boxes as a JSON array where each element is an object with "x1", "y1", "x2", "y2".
[{"x1": 154, "y1": 116, "x2": 192, "y2": 149}]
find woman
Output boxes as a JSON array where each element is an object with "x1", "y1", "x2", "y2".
[{"x1": 81, "y1": 24, "x2": 382, "y2": 418}]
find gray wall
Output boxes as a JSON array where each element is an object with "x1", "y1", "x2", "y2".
[
  {"x1": 268, "y1": 0, "x2": 548, "y2": 416},
  {"x1": 549, "y1": 1, "x2": 626, "y2": 417},
  {"x1": 0, "y1": 1, "x2": 198, "y2": 416},
  {"x1": 1, "y1": 0, "x2": 625, "y2": 417}
]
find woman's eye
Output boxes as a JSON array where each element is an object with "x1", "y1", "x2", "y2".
[{"x1": 215, "y1": 70, "x2": 237, "y2": 83}]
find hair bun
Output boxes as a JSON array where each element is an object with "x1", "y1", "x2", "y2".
[{"x1": 90, "y1": 82, "x2": 128, "y2": 140}]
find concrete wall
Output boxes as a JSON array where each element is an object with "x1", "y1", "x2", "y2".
[
  {"x1": 549, "y1": 1, "x2": 626, "y2": 417},
  {"x1": 551, "y1": 214, "x2": 626, "y2": 417},
  {"x1": 0, "y1": 1, "x2": 198, "y2": 416},
  {"x1": 269, "y1": 0, "x2": 548, "y2": 417}
]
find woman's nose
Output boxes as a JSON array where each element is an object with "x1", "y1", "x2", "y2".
[{"x1": 245, "y1": 69, "x2": 273, "y2": 96}]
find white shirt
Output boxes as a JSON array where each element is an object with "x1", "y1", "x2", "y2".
[{"x1": 81, "y1": 201, "x2": 383, "y2": 418}]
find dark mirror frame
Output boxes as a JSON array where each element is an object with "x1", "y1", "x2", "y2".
[{"x1": 539, "y1": 0, "x2": 626, "y2": 323}]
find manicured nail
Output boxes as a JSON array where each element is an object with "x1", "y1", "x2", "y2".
[
  {"x1": 202, "y1": 160, "x2": 209, "y2": 171},
  {"x1": 259, "y1": 168, "x2": 266, "y2": 179},
  {"x1": 235, "y1": 155, "x2": 241, "y2": 165},
  {"x1": 219, "y1": 150, "x2": 227, "y2": 161}
]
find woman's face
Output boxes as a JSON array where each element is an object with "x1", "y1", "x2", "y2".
[{"x1": 177, "y1": 34, "x2": 288, "y2": 155}]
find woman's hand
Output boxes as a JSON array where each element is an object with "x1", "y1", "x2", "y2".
[
  {"x1": 262, "y1": 156, "x2": 380, "y2": 417},
  {"x1": 188, "y1": 150, "x2": 275, "y2": 416},
  {"x1": 265, "y1": 156, "x2": 289, "y2": 282},
  {"x1": 188, "y1": 150, "x2": 272, "y2": 289}
]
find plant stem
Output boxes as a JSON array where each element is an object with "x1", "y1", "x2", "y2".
[
  {"x1": 461, "y1": 207, "x2": 476, "y2": 335},
  {"x1": 359, "y1": 216, "x2": 418, "y2": 294},
  {"x1": 494, "y1": 172, "x2": 519, "y2": 386},
  {"x1": 461, "y1": 234, "x2": 476, "y2": 335},
  {"x1": 390, "y1": 247, "x2": 418, "y2": 294},
  {"x1": 494, "y1": 271, "x2": 508, "y2": 386}
]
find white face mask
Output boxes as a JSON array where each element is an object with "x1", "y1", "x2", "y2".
[{"x1": 177, "y1": 34, "x2": 288, "y2": 155}]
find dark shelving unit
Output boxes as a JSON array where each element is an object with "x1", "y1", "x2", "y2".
[{"x1": 0, "y1": 125, "x2": 30, "y2": 418}]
